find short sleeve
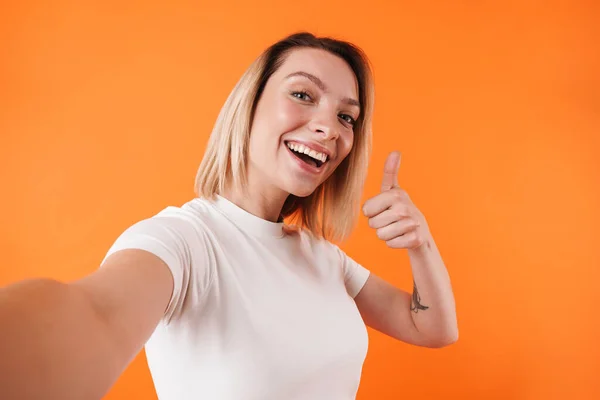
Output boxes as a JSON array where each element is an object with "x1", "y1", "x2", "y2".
[
  {"x1": 333, "y1": 245, "x2": 371, "y2": 298},
  {"x1": 100, "y1": 211, "x2": 214, "y2": 323}
]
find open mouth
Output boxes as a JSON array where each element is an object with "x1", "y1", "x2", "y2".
[{"x1": 285, "y1": 141, "x2": 328, "y2": 168}]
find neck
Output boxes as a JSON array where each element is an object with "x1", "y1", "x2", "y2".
[{"x1": 220, "y1": 174, "x2": 289, "y2": 223}]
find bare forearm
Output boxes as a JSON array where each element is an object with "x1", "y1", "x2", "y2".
[
  {"x1": 0, "y1": 278, "x2": 125, "y2": 400},
  {"x1": 408, "y1": 235, "x2": 458, "y2": 345}
]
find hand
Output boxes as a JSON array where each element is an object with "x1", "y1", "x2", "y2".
[{"x1": 362, "y1": 151, "x2": 430, "y2": 250}]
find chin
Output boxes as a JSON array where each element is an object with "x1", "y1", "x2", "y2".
[{"x1": 287, "y1": 183, "x2": 320, "y2": 198}]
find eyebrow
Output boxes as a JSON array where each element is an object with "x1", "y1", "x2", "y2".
[{"x1": 285, "y1": 71, "x2": 361, "y2": 108}]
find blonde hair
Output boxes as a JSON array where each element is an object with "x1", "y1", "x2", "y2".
[{"x1": 195, "y1": 32, "x2": 374, "y2": 242}]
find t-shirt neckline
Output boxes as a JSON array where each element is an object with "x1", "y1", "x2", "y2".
[{"x1": 209, "y1": 195, "x2": 285, "y2": 239}]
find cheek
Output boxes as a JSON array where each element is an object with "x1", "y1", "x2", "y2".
[
  {"x1": 337, "y1": 131, "x2": 354, "y2": 159},
  {"x1": 276, "y1": 99, "x2": 307, "y2": 129},
  {"x1": 327, "y1": 132, "x2": 354, "y2": 176}
]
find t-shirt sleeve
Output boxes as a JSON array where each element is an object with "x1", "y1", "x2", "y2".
[
  {"x1": 100, "y1": 212, "x2": 214, "y2": 323},
  {"x1": 333, "y1": 244, "x2": 371, "y2": 298}
]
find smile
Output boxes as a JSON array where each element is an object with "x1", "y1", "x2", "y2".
[{"x1": 285, "y1": 141, "x2": 328, "y2": 168}]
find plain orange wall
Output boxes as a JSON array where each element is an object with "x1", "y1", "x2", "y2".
[{"x1": 2, "y1": 1, "x2": 599, "y2": 399}]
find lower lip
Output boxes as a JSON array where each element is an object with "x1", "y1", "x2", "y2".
[{"x1": 285, "y1": 145, "x2": 325, "y2": 175}]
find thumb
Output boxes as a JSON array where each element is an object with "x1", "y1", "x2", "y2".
[{"x1": 380, "y1": 151, "x2": 401, "y2": 192}]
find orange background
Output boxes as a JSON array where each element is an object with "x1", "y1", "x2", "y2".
[{"x1": 2, "y1": 1, "x2": 599, "y2": 399}]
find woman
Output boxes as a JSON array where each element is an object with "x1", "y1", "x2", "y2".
[{"x1": 0, "y1": 32, "x2": 458, "y2": 399}]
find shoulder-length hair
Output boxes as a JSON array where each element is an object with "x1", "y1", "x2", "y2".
[{"x1": 195, "y1": 32, "x2": 374, "y2": 243}]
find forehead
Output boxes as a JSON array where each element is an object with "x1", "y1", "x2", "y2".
[{"x1": 274, "y1": 48, "x2": 359, "y2": 99}]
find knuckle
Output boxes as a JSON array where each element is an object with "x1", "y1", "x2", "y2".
[
  {"x1": 398, "y1": 222, "x2": 410, "y2": 235},
  {"x1": 392, "y1": 189, "x2": 404, "y2": 200},
  {"x1": 395, "y1": 205, "x2": 409, "y2": 217},
  {"x1": 392, "y1": 209, "x2": 404, "y2": 220}
]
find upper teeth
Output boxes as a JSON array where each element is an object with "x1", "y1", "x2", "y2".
[{"x1": 287, "y1": 142, "x2": 328, "y2": 163}]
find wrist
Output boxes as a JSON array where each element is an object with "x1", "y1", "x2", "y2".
[{"x1": 408, "y1": 232, "x2": 434, "y2": 256}]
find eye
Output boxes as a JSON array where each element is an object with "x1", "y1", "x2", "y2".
[
  {"x1": 291, "y1": 91, "x2": 312, "y2": 101},
  {"x1": 339, "y1": 114, "x2": 356, "y2": 126}
]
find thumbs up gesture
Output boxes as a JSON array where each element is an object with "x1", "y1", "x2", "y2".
[{"x1": 362, "y1": 152, "x2": 430, "y2": 250}]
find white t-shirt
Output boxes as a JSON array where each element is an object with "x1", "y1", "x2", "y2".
[{"x1": 102, "y1": 195, "x2": 371, "y2": 400}]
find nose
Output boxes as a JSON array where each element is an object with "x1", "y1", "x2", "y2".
[{"x1": 308, "y1": 111, "x2": 339, "y2": 141}]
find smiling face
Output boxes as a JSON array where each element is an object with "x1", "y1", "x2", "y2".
[{"x1": 247, "y1": 47, "x2": 360, "y2": 199}]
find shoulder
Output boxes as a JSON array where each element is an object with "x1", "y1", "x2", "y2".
[
  {"x1": 155, "y1": 196, "x2": 215, "y2": 223},
  {"x1": 286, "y1": 225, "x2": 344, "y2": 258},
  {"x1": 105, "y1": 197, "x2": 224, "y2": 258},
  {"x1": 129, "y1": 197, "x2": 219, "y2": 233}
]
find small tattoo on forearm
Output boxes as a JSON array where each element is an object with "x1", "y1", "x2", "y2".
[{"x1": 411, "y1": 280, "x2": 429, "y2": 313}]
